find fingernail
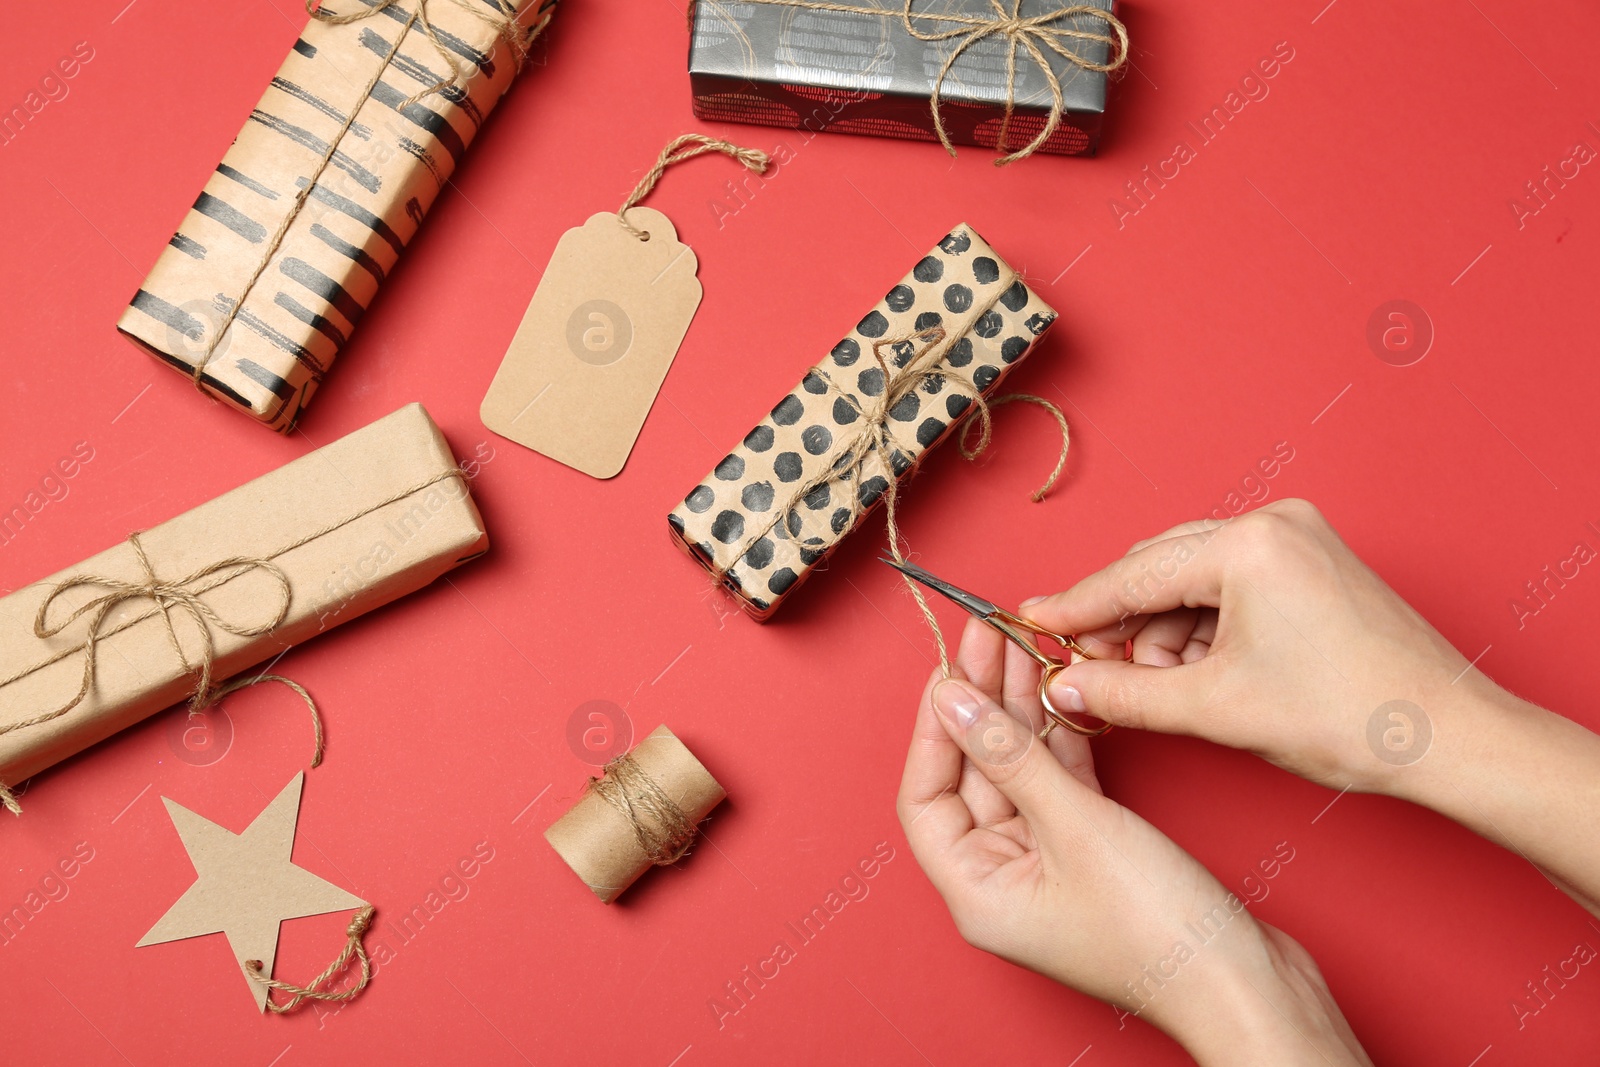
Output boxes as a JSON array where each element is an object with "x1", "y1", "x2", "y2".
[
  {"x1": 933, "y1": 680, "x2": 981, "y2": 728},
  {"x1": 1020, "y1": 595, "x2": 1048, "y2": 607},
  {"x1": 1049, "y1": 681, "x2": 1087, "y2": 713}
]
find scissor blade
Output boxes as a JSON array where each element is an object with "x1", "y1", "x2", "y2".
[{"x1": 879, "y1": 557, "x2": 1001, "y2": 620}]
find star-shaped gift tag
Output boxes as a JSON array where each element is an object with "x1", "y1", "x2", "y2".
[{"x1": 138, "y1": 772, "x2": 366, "y2": 1012}]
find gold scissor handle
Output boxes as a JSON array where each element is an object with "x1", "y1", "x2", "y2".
[
  {"x1": 1038, "y1": 661, "x2": 1111, "y2": 738},
  {"x1": 981, "y1": 609, "x2": 1111, "y2": 738}
]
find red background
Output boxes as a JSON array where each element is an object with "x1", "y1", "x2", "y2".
[{"x1": 3, "y1": 0, "x2": 1598, "y2": 1063}]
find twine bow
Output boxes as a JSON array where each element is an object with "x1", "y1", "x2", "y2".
[
  {"x1": 712, "y1": 264, "x2": 1069, "y2": 669},
  {"x1": 191, "y1": 0, "x2": 552, "y2": 392},
  {"x1": 736, "y1": 0, "x2": 1127, "y2": 164},
  {"x1": 0, "y1": 468, "x2": 469, "y2": 815},
  {"x1": 0, "y1": 532, "x2": 323, "y2": 814}
]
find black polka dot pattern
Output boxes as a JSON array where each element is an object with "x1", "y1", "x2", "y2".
[
  {"x1": 742, "y1": 481, "x2": 774, "y2": 511},
  {"x1": 801, "y1": 425, "x2": 833, "y2": 455},
  {"x1": 667, "y1": 224, "x2": 1059, "y2": 616},
  {"x1": 711, "y1": 510, "x2": 744, "y2": 543}
]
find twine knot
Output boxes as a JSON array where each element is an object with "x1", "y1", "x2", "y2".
[
  {"x1": 734, "y1": 0, "x2": 1127, "y2": 164},
  {"x1": 192, "y1": 0, "x2": 552, "y2": 391},
  {"x1": 709, "y1": 259, "x2": 1069, "y2": 669},
  {"x1": 0, "y1": 531, "x2": 324, "y2": 815},
  {"x1": 246, "y1": 904, "x2": 378, "y2": 1014}
]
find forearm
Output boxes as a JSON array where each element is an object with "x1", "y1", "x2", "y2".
[{"x1": 1397, "y1": 682, "x2": 1600, "y2": 915}]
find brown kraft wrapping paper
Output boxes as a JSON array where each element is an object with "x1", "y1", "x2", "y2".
[
  {"x1": 668, "y1": 222, "x2": 1057, "y2": 618},
  {"x1": 116, "y1": 0, "x2": 557, "y2": 432},
  {"x1": 0, "y1": 402, "x2": 488, "y2": 792},
  {"x1": 545, "y1": 726, "x2": 726, "y2": 904}
]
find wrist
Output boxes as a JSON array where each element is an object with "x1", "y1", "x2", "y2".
[
  {"x1": 1388, "y1": 682, "x2": 1600, "y2": 913},
  {"x1": 1158, "y1": 924, "x2": 1370, "y2": 1067}
]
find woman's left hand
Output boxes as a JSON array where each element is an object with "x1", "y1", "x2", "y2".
[{"x1": 896, "y1": 614, "x2": 1370, "y2": 1066}]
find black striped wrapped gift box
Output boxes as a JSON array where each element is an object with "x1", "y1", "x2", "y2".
[{"x1": 117, "y1": 0, "x2": 556, "y2": 431}]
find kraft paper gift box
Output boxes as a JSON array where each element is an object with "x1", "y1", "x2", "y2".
[
  {"x1": 688, "y1": 0, "x2": 1121, "y2": 159},
  {"x1": 116, "y1": 0, "x2": 557, "y2": 432},
  {"x1": 0, "y1": 403, "x2": 488, "y2": 799},
  {"x1": 669, "y1": 223, "x2": 1057, "y2": 618}
]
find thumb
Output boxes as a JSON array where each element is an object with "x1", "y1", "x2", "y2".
[
  {"x1": 1048, "y1": 658, "x2": 1210, "y2": 736},
  {"x1": 931, "y1": 678, "x2": 1095, "y2": 823}
]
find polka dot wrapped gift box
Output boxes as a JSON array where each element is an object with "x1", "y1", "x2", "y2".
[{"x1": 669, "y1": 223, "x2": 1057, "y2": 619}]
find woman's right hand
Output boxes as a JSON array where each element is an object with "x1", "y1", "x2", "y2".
[{"x1": 1023, "y1": 499, "x2": 1600, "y2": 915}]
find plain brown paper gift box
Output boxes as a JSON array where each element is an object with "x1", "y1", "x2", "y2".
[
  {"x1": 0, "y1": 402, "x2": 487, "y2": 793},
  {"x1": 545, "y1": 726, "x2": 726, "y2": 903}
]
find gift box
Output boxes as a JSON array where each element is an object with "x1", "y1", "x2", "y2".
[
  {"x1": 687, "y1": 0, "x2": 1122, "y2": 160},
  {"x1": 116, "y1": 0, "x2": 557, "y2": 432},
  {"x1": 669, "y1": 222, "x2": 1056, "y2": 618},
  {"x1": 0, "y1": 403, "x2": 488, "y2": 797}
]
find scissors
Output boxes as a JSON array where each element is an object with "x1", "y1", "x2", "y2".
[{"x1": 882, "y1": 557, "x2": 1114, "y2": 738}]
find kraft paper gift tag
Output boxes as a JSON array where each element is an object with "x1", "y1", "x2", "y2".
[
  {"x1": 481, "y1": 206, "x2": 701, "y2": 478},
  {"x1": 482, "y1": 134, "x2": 771, "y2": 478}
]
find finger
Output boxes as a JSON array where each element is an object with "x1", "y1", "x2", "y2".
[
  {"x1": 1125, "y1": 517, "x2": 1232, "y2": 556},
  {"x1": 1001, "y1": 633, "x2": 1045, "y2": 733},
  {"x1": 930, "y1": 677, "x2": 1097, "y2": 826},
  {"x1": 898, "y1": 667, "x2": 973, "y2": 856},
  {"x1": 1046, "y1": 656, "x2": 1213, "y2": 736},
  {"x1": 1022, "y1": 526, "x2": 1230, "y2": 637},
  {"x1": 1181, "y1": 608, "x2": 1218, "y2": 663},
  {"x1": 952, "y1": 617, "x2": 1016, "y2": 827},
  {"x1": 1131, "y1": 608, "x2": 1200, "y2": 667},
  {"x1": 953, "y1": 613, "x2": 1005, "y2": 697},
  {"x1": 999, "y1": 638, "x2": 1102, "y2": 792}
]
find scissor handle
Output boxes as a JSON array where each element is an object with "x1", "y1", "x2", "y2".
[{"x1": 1038, "y1": 661, "x2": 1112, "y2": 737}]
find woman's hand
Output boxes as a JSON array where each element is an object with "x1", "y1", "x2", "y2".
[
  {"x1": 898, "y1": 614, "x2": 1371, "y2": 1066},
  {"x1": 1026, "y1": 498, "x2": 1600, "y2": 915},
  {"x1": 1025, "y1": 498, "x2": 1480, "y2": 795}
]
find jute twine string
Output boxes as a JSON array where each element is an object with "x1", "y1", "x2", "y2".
[
  {"x1": 715, "y1": 0, "x2": 1127, "y2": 165},
  {"x1": 587, "y1": 752, "x2": 698, "y2": 866},
  {"x1": 246, "y1": 905, "x2": 377, "y2": 1013},
  {"x1": 711, "y1": 265, "x2": 1069, "y2": 674},
  {"x1": 0, "y1": 468, "x2": 468, "y2": 814},
  {"x1": 616, "y1": 133, "x2": 771, "y2": 241},
  {"x1": 190, "y1": 0, "x2": 551, "y2": 391}
]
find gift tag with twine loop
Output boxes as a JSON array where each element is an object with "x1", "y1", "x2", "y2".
[{"x1": 483, "y1": 134, "x2": 773, "y2": 478}]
